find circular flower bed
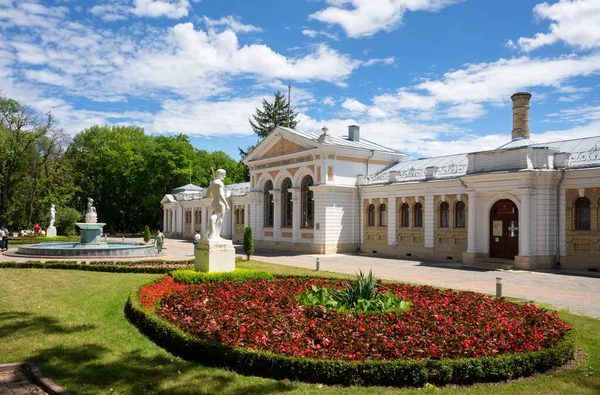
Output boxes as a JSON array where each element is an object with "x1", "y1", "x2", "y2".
[{"x1": 139, "y1": 276, "x2": 570, "y2": 363}]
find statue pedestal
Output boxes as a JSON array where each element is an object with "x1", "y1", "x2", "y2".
[
  {"x1": 76, "y1": 223, "x2": 106, "y2": 244},
  {"x1": 194, "y1": 239, "x2": 235, "y2": 273},
  {"x1": 46, "y1": 227, "x2": 57, "y2": 237}
]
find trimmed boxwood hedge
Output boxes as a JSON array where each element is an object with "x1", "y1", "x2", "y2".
[
  {"x1": 8, "y1": 236, "x2": 80, "y2": 246},
  {"x1": 172, "y1": 268, "x2": 273, "y2": 284},
  {"x1": 125, "y1": 287, "x2": 576, "y2": 387},
  {"x1": 0, "y1": 260, "x2": 182, "y2": 274}
]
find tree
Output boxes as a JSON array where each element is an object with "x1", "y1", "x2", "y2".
[
  {"x1": 240, "y1": 91, "x2": 299, "y2": 159},
  {"x1": 143, "y1": 225, "x2": 151, "y2": 243},
  {"x1": 243, "y1": 226, "x2": 254, "y2": 261},
  {"x1": 55, "y1": 206, "x2": 80, "y2": 236},
  {"x1": 0, "y1": 97, "x2": 72, "y2": 228}
]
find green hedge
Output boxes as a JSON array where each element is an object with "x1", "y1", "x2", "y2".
[
  {"x1": 125, "y1": 290, "x2": 575, "y2": 387},
  {"x1": 171, "y1": 269, "x2": 273, "y2": 284},
  {"x1": 8, "y1": 236, "x2": 80, "y2": 246},
  {"x1": 0, "y1": 261, "x2": 177, "y2": 274},
  {"x1": 88, "y1": 259, "x2": 194, "y2": 266}
]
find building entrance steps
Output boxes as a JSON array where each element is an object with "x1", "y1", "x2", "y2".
[{"x1": 461, "y1": 258, "x2": 515, "y2": 270}]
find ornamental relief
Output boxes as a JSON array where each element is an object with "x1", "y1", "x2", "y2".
[
  {"x1": 262, "y1": 137, "x2": 306, "y2": 158},
  {"x1": 565, "y1": 188, "x2": 600, "y2": 257},
  {"x1": 397, "y1": 229, "x2": 425, "y2": 245},
  {"x1": 364, "y1": 229, "x2": 388, "y2": 245}
]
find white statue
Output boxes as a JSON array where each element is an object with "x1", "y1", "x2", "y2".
[
  {"x1": 49, "y1": 204, "x2": 56, "y2": 228},
  {"x1": 204, "y1": 169, "x2": 230, "y2": 240},
  {"x1": 85, "y1": 197, "x2": 98, "y2": 224}
]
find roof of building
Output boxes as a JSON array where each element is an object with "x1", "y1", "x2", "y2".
[
  {"x1": 278, "y1": 126, "x2": 401, "y2": 154},
  {"x1": 172, "y1": 183, "x2": 203, "y2": 194},
  {"x1": 364, "y1": 135, "x2": 600, "y2": 185}
]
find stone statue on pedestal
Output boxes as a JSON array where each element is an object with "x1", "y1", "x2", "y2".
[
  {"x1": 204, "y1": 169, "x2": 230, "y2": 241},
  {"x1": 47, "y1": 204, "x2": 57, "y2": 237},
  {"x1": 195, "y1": 169, "x2": 235, "y2": 273},
  {"x1": 49, "y1": 205, "x2": 56, "y2": 228},
  {"x1": 85, "y1": 198, "x2": 98, "y2": 224}
]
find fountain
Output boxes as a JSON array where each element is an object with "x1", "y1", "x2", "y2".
[{"x1": 9, "y1": 198, "x2": 157, "y2": 258}]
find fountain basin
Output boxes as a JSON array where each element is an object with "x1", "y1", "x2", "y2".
[{"x1": 13, "y1": 242, "x2": 157, "y2": 258}]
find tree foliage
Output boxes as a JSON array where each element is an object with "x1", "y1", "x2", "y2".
[
  {"x1": 0, "y1": 96, "x2": 248, "y2": 233},
  {"x1": 240, "y1": 91, "x2": 299, "y2": 160},
  {"x1": 243, "y1": 226, "x2": 254, "y2": 261}
]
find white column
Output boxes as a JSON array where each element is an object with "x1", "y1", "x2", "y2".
[
  {"x1": 424, "y1": 194, "x2": 434, "y2": 248},
  {"x1": 272, "y1": 190, "x2": 281, "y2": 241},
  {"x1": 163, "y1": 209, "x2": 167, "y2": 232},
  {"x1": 291, "y1": 188, "x2": 300, "y2": 242},
  {"x1": 387, "y1": 195, "x2": 396, "y2": 245},
  {"x1": 190, "y1": 208, "x2": 195, "y2": 233},
  {"x1": 519, "y1": 190, "x2": 531, "y2": 256},
  {"x1": 467, "y1": 191, "x2": 478, "y2": 253}
]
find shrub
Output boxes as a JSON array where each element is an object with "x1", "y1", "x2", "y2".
[
  {"x1": 55, "y1": 206, "x2": 81, "y2": 236},
  {"x1": 125, "y1": 288, "x2": 576, "y2": 387},
  {"x1": 243, "y1": 226, "x2": 254, "y2": 261},
  {"x1": 171, "y1": 269, "x2": 273, "y2": 284},
  {"x1": 143, "y1": 226, "x2": 151, "y2": 243}
]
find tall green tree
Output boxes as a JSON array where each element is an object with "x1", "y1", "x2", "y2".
[
  {"x1": 0, "y1": 97, "x2": 72, "y2": 228},
  {"x1": 240, "y1": 91, "x2": 299, "y2": 160}
]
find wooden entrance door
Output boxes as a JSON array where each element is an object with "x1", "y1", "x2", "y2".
[{"x1": 489, "y1": 200, "x2": 519, "y2": 260}]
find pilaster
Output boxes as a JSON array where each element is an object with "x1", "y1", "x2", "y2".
[{"x1": 424, "y1": 194, "x2": 434, "y2": 248}]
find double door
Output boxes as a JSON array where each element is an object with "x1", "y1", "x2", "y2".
[{"x1": 490, "y1": 200, "x2": 519, "y2": 260}]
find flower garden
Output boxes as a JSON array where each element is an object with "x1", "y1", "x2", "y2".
[{"x1": 126, "y1": 269, "x2": 575, "y2": 387}]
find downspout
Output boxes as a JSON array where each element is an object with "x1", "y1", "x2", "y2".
[
  {"x1": 366, "y1": 150, "x2": 375, "y2": 176},
  {"x1": 555, "y1": 168, "x2": 566, "y2": 268}
]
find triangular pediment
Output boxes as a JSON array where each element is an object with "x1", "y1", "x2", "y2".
[
  {"x1": 244, "y1": 127, "x2": 317, "y2": 163},
  {"x1": 161, "y1": 194, "x2": 176, "y2": 204}
]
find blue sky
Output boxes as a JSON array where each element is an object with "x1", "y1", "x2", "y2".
[{"x1": 1, "y1": 0, "x2": 599, "y2": 160}]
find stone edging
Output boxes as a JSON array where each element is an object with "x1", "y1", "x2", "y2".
[{"x1": 0, "y1": 362, "x2": 72, "y2": 395}]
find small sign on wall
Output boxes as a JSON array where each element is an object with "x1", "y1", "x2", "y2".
[{"x1": 493, "y1": 220, "x2": 503, "y2": 237}]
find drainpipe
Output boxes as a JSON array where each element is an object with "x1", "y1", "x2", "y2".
[
  {"x1": 555, "y1": 168, "x2": 566, "y2": 268},
  {"x1": 366, "y1": 150, "x2": 375, "y2": 176},
  {"x1": 357, "y1": 182, "x2": 362, "y2": 252}
]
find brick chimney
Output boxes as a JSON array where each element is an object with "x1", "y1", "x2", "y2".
[{"x1": 511, "y1": 92, "x2": 532, "y2": 140}]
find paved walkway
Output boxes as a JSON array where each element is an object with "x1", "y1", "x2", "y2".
[
  {"x1": 0, "y1": 366, "x2": 46, "y2": 395},
  {"x1": 2, "y1": 237, "x2": 599, "y2": 319}
]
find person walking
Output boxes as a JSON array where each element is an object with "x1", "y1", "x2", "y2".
[
  {"x1": 193, "y1": 230, "x2": 201, "y2": 254},
  {"x1": 154, "y1": 229, "x2": 165, "y2": 254},
  {"x1": 1, "y1": 225, "x2": 8, "y2": 252}
]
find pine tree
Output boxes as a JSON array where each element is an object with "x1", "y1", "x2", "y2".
[
  {"x1": 143, "y1": 225, "x2": 151, "y2": 243},
  {"x1": 249, "y1": 91, "x2": 298, "y2": 139}
]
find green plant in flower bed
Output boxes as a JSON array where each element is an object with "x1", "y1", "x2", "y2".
[
  {"x1": 297, "y1": 269, "x2": 412, "y2": 314},
  {"x1": 0, "y1": 260, "x2": 193, "y2": 274},
  {"x1": 171, "y1": 269, "x2": 273, "y2": 284},
  {"x1": 8, "y1": 235, "x2": 80, "y2": 246},
  {"x1": 128, "y1": 275, "x2": 575, "y2": 387}
]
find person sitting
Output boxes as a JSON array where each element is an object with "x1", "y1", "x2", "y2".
[{"x1": 33, "y1": 224, "x2": 41, "y2": 236}]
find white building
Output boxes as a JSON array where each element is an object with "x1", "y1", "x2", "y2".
[{"x1": 162, "y1": 93, "x2": 600, "y2": 271}]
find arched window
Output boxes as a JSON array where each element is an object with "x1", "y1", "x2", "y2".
[
  {"x1": 400, "y1": 203, "x2": 409, "y2": 227},
  {"x1": 281, "y1": 178, "x2": 293, "y2": 228},
  {"x1": 379, "y1": 204, "x2": 387, "y2": 227},
  {"x1": 368, "y1": 204, "x2": 376, "y2": 226},
  {"x1": 263, "y1": 181, "x2": 274, "y2": 227},
  {"x1": 301, "y1": 176, "x2": 314, "y2": 228},
  {"x1": 440, "y1": 202, "x2": 449, "y2": 228},
  {"x1": 575, "y1": 197, "x2": 591, "y2": 230},
  {"x1": 455, "y1": 201, "x2": 466, "y2": 228},
  {"x1": 414, "y1": 203, "x2": 423, "y2": 227}
]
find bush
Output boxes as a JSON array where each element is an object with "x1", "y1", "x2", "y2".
[
  {"x1": 0, "y1": 260, "x2": 182, "y2": 274},
  {"x1": 171, "y1": 269, "x2": 273, "y2": 284},
  {"x1": 124, "y1": 289, "x2": 575, "y2": 387},
  {"x1": 143, "y1": 226, "x2": 151, "y2": 243},
  {"x1": 8, "y1": 236, "x2": 79, "y2": 246},
  {"x1": 55, "y1": 206, "x2": 81, "y2": 236},
  {"x1": 243, "y1": 226, "x2": 254, "y2": 261}
]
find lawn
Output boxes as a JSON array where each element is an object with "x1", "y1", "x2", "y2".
[{"x1": 0, "y1": 262, "x2": 598, "y2": 394}]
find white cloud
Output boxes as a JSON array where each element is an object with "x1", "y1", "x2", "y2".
[
  {"x1": 444, "y1": 102, "x2": 486, "y2": 120},
  {"x1": 547, "y1": 104, "x2": 600, "y2": 123},
  {"x1": 363, "y1": 56, "x2": 395, "y2": 66},
  {"x1": 23, "y1": 69, "x2": 74, "y2": 87},
  {"x1": 322, "y1": 96, "x2": 336, "y2": 106},
  {"x1": 310, "y1": 0, "x2": 458, "y2": 38},
  {"x1": 518, "y1": 0, "x2": 600, "y2": 51},
  {"x1": 415, "y1": 54, "x2": 600, "y2": 104},
  {"x1": 90, "y1": 0, "x2": 191, "y2": 21},
  {"x1": 341, "y1": 98, "x2": 368, "y2": 112},
  {"x1": 302, "y1": 29, "x2": 318, "y2": 38},
  {"x1": 374, "y1": 90, "x2": 437, "y2": 111},
  {"x1": 203, "y1": 16, "x2": 262, "y2": 34}
]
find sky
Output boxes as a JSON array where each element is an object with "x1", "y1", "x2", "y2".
[{"x1": 1, "y1": 0, "x2": 600, "y2": 161}]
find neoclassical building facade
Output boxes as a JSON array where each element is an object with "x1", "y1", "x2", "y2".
[{"x1": 162, "y1": 93, "x2": 600, "y2": 271}]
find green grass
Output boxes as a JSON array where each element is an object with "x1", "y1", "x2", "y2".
[{"x1": 0, "y1": 261, "x2": 598, "y2": 394}]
